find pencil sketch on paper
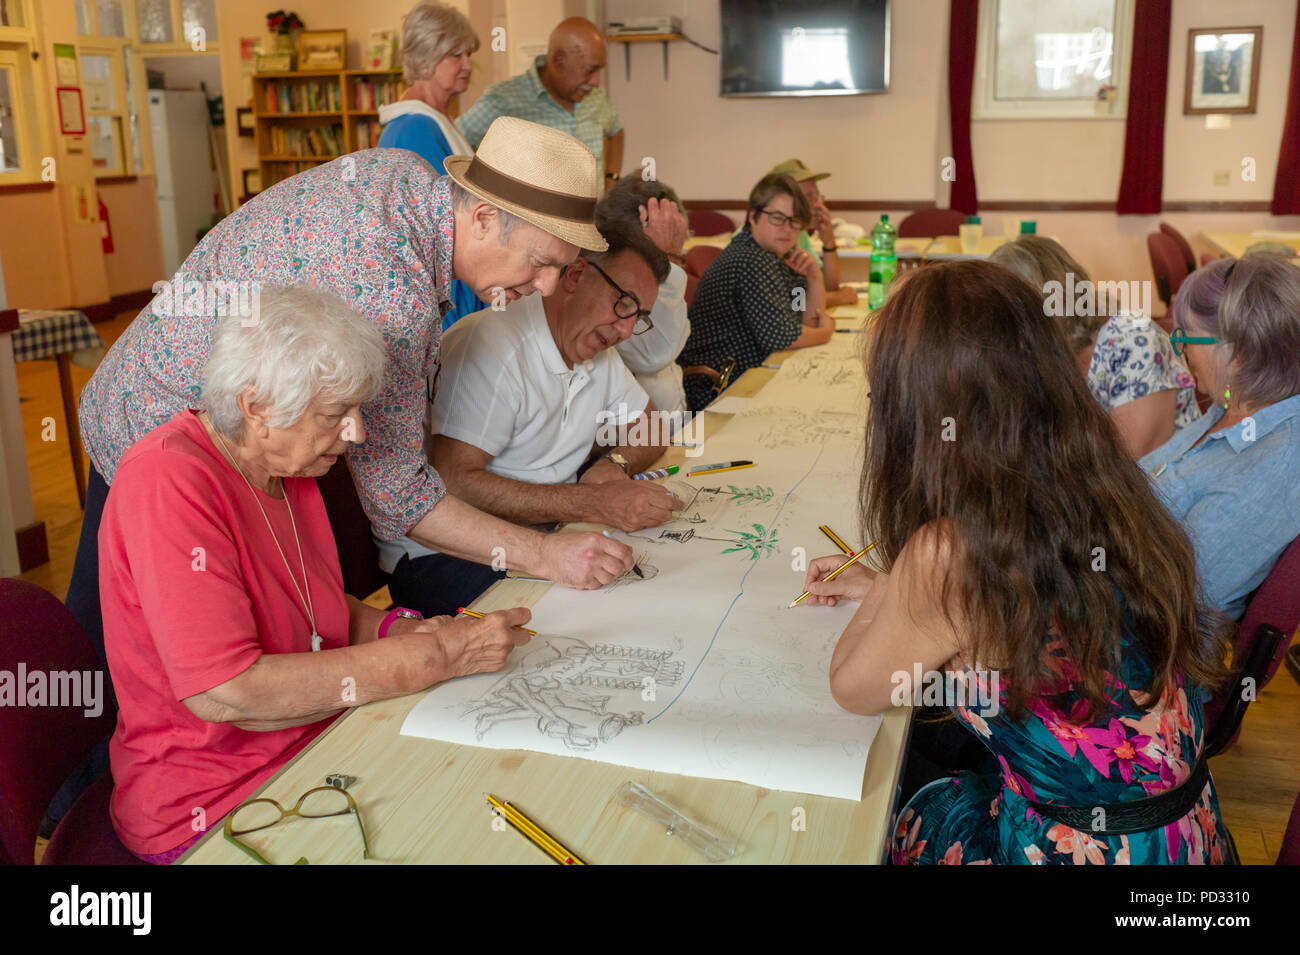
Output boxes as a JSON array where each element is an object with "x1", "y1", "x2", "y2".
[
  {"x1": 462, "y1": 638, "x2": 684, "y2": 752},
  {"x1": 781, "y1": 355, "x2": 861, "y2": 387},
  {"x1": 743, "y1": 408, "x2": 862, "y2": 450},
  {"x1": 605, "y1": 552, "x2": 660, "y2": 590}
]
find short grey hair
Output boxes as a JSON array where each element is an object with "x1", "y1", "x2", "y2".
[
  {"x1": 400, "y1": 1, "x2": 480, "y2": 84},
  {"x1": 1212, "y1": 254, "x2": 1300, "y2": 406},
  {"x1": 203, "y1": 286, "x2": 387, "y2": 440},
  {"x1": 449, "y1": 179, "x2": 524, "y2": 243}
]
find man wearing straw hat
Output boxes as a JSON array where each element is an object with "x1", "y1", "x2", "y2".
[{"x1": 72, "y1": 117, "x2": 634, "y2": 663}]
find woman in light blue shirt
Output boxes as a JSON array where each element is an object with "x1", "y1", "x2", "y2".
[
  {"x1": 1140, "y1": 254, "x2": 1300, "y2": 619},
  {"x1": 378, "y1": 1, "x2": 483, "y2": 327}
]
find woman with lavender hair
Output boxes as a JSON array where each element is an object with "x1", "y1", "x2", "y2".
[{"x1": 1141, "y1": 254, "x2": 1300, "y2": 619}]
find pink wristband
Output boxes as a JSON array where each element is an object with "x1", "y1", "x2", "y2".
[{"x1": 378, "y1": 607, "x2": 421, "y2": 640}]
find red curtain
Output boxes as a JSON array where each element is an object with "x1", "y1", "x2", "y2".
[
  {"x1": 948, "y1": 0, "x2": 979, "y2": 214},
  {"x1": 1117, "y1": 0, "x2": 1173, "y2": 214},
  {"x1": 1273, "y1": 1, "x2": 1300, "y2": 214}
]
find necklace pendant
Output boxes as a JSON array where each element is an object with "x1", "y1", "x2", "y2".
[{"x1": 311, "y1": 632, "x2": 323, "y2": 652}]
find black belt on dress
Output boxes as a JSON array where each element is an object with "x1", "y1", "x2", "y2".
[{"x1": 1025, "y1": 753, "x2": 1210, "y2": 835}]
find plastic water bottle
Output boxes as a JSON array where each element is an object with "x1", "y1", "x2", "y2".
[{"x1": 868, "y1": 214, "x2": 897, "y2": 310}]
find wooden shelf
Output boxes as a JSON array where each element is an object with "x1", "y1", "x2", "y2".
[
  {"x1": 253, "y1": 68, "x2": 404, "y2": 188},
  {"x1": 258, "y1": 110, "x2": 343, "y2": 118}
]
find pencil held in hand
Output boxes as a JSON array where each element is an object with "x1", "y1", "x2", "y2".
[{"x1": 788, "y1": 541, "x2": 879, "y2": 608}]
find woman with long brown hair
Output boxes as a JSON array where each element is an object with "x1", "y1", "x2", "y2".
[{"x1": 800, "y1": 261, "x2": 1230, "y2": 865}]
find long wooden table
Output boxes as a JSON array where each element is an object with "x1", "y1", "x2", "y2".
[
  {"x1": 1203, "y1": 231, "x2": 1300, "y2": 259},
  {"x1": 182, "y1": 302, "x2": 908, "y2": 865}
]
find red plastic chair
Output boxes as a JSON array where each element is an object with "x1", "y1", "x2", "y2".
[
  {"x1": 897, "y1": 209, "x2": 966, "y2": 238},
  {"x1": 687, "y1": 209, "x2": 736, "y2": 237},
  {"x1": 1147, "y1": 231, "x2": 1189, "y2": 309},
  {"x1": 685, "y1": 244, "x2": 724, "y2": 279},
  {"x1": 1160, "y1": 222, "x2": 1198, "y2": 274},
  {"x1": 0, "y1": 578, "x2": 140, "y2": 864},
  {"x1": 1203, "y1": 534, "x2": 1300, "y2": 757}
]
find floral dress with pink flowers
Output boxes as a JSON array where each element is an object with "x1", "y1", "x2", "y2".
[{"x1": 892, "y1": 634, "x2": 1229, "y2": 865}]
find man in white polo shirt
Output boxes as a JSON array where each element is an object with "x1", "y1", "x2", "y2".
[{"x1": 379, "y1": 220, "x2": 684, "y2": 616}]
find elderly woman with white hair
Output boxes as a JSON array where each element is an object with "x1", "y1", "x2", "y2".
[
  {"x1": 1141, "y1": 254, "x2": 1300, "y2": 619},
  {"x1": 99, "y1": 287, "x2": 532, "y2": 864},
  {"x1": 379, "y1": 1, "x2": 483, "y2": 326}
]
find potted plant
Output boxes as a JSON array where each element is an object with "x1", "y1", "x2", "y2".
[{"x1": 267, "y1": 10, "x2": 304, "y2": 54}]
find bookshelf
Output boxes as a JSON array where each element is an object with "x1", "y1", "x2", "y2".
[{"x1": 252, "y1": 68, "x2": 406, "y2": 191}]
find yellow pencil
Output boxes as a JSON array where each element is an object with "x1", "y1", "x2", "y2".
[
  {"x1": 788, "y1": 541, "x2": 879, "y2": 608},
  {"x1": 819, "y1": 524, "x2": 854, "y2": 555},
  {"x1": 486, "y1": 793, "x2": 586, "y2": 865},
  {"x1": 457, "y1": 607, "x2": 537, "y2": 636}
]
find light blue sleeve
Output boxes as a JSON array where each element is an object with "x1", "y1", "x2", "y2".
[
  {"x1": 456, "y1": 93, "x2": 503, "y2": 150},
  {"x1": 377, "y1": 115, "x2": 454, "y2": 175}
]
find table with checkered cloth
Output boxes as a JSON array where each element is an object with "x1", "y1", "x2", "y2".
[{"x1": 13, "y1": 309, "x2": 106, "y2": 365}]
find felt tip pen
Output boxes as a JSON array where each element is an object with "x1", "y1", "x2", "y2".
[
  {"x1": 633, "y1": 465, "x2": 679, "y2": 481},
  {"x1": 602, "y1": 530, "x2": 645, "y2": 578},
  {"x1": 687, "y1": 460, "x2": 753, "y2": 477}
]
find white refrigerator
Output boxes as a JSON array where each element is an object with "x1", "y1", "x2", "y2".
[{"x1": 149, "y1": 90, "x2": 214, "y2": 277}]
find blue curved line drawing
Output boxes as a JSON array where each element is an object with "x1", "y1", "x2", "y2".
[{"x1": 646, "y1": 442, "x2": 828, "y2": 723}]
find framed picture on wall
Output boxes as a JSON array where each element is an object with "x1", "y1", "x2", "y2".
[
  {"x1": 298, "y1": 30, "x2": 347, "y2": 71},
  {"x1": 56, "y1": 87, "x2": 85, "y2": 135},
  {"x1": 236, "y1": 107, "x2": 255, "y2": 137},
  {"x1": 1185, "y1": 26, "x2": 1261, "y2": 114},
  {"x1": 242, "y1": 168, "x2": 262, "y2": 196}
]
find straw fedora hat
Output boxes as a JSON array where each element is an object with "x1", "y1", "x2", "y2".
[{"x1": 444, "y1": 116, "x2": 607, "y2": 251}]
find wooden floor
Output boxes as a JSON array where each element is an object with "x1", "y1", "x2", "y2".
[{"x1": 13, "y1": 311, "x2": 1300, "y2": 864}]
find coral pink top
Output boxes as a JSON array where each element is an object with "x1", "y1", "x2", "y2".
[{"x1": 100, "y1": 410, "x2": 350, "y2": 855}]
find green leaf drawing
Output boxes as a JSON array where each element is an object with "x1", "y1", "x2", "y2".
[
  {"x1": 726, "y1": 485, "x2": 775, "y2": 506},
  {"x1": 718, "y1": 523, "x2": 780, "y2": 560}
]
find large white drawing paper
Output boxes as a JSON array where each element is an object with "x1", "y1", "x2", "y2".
[{"x1": 401, "y1": 350, "x2": 879, "y2": 801}]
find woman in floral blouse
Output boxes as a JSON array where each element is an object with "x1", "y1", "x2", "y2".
[
  {"x1": 799, "y1": 262, "x2": 1230, "y2": 865},
  {"x1": 990, "y1": 235, "x2": 1199, "y2": 459}
]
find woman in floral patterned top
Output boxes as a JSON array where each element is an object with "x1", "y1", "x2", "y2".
[
  {"x1": 800, "y1": 262, "x2": 1230, "y2": 865},
  {"x1": 990, "y1": 236, "x2": 1199, "y2": 459}
]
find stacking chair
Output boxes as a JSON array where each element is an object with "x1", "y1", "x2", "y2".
[
  {"x1": 1159, "y1": 222, "x2": 1198, "y2": 274},
  {"x1": 684, "y1": 244, "x2": 724, "y2": 281},
  {"x1": 1202, "y1": 534, "x2": 1300, "y2": 758},
  {"x1": 1146, "y1": 231, "x2": 1189, "y2": 311},
  {"x1": 687, "y1": 209, "x2": 736, "y2": 237},
  {"x1": 0, "y1": 578, "x2": 140, "y2": 864},
  {"x1": 896, "y1": 209, "x2": 966, "y2": 238}
]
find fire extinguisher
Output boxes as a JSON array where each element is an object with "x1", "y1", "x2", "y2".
[{"x1": 98, "y1": 195, "x2": 114, "y2": 254}]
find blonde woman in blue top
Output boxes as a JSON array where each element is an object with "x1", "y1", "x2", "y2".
[
  {"x1": 378, "y1": 1, "x2": 483, "y2": 327},
  {"x1": 1141, "y1": 254, "x2": 1300, "y2": 619}
]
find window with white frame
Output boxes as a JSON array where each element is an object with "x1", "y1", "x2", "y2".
[
  {"x1": 974, "y1": 0, "x2": 1132, "y2": 119},
  {"x1": 0, "y1": 1, "x2": 43, "y2": 186}
]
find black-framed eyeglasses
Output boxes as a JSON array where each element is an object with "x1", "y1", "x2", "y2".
[
  {"x1": 586, "y1": 259, "x2": 654, "y2": 335},
  {"x1": 756, "y1": 208, "x2": 808, "y2": 231}
]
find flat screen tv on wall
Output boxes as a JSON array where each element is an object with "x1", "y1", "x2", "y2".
[{"x1": 720, "y1": 0, "x2": 890, "y2": 97}]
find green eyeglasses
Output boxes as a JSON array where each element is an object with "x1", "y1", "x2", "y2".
[
  {"x1": 1170, "y1": 326, "x2": 1217, "y2": 356},
  {"x1": 223, "y1": 785, "x2": 369, "y2": 865}
]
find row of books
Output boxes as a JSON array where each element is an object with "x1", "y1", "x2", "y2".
[
  {"x1": 353, "y1": 120, "x2": 382, "y2": 150},
  {"x1": 265, "y1": 124, "x2": 344, "y2": 157},
  {"x1": 353, "y1": 77, "x2": 402, "y2": 111},
  {"x1": 262, "y1": 80, "x2": 343, "y2": 114}
]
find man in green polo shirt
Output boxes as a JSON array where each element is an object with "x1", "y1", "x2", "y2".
[
  {"x1": 770, "y1": 158, "x2": 859, "y2": 307},
  {"x1": 458, "y1": 17, "x2": 624, "y2": 192}
]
